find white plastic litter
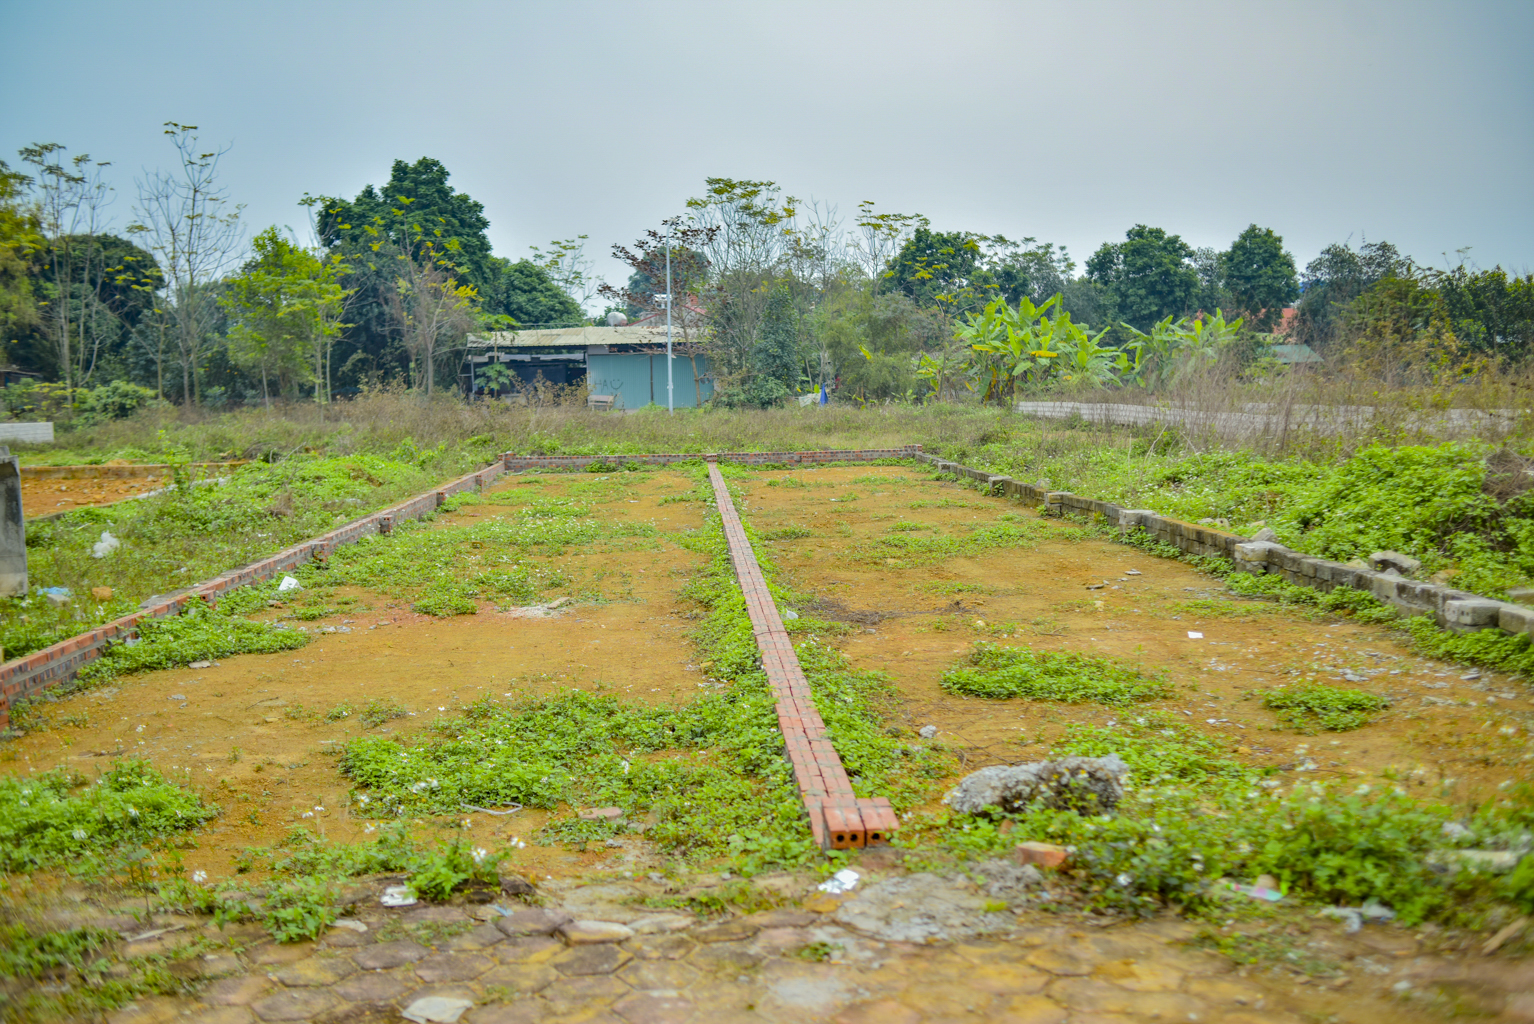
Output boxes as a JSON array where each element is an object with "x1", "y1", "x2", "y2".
[
  {"x1": 380, "y1": 885, "x2": 417, "y2": 907},
  {"x1": 1187, "y1": 631, "x2": 1204, "y2": 639},
  {"x1": 817, "y1": 868, "x2": 860, "y2": 894},
  {"x1": 277, "y1": 576, "x2": 301, "y2": 592},
  {"x1": 401, "y1": 996, "x2": 474, "y2": 1023},
  {"x1": 91, "y1": 532, "x2": 120, "y2": 559},
  {"x1": 330, "y1": 919, "x2": 368, "y2": 933}
]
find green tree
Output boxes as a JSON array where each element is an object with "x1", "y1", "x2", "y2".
[
  {"x1": 882, "y1": 226, "x2": 988, "y2": 314},
  {"x1": 481, "y1": 258, "x2": 582, "y2": 327},
  {"x1": 0, "y1": 162, "x2": 44, "y2": 369},
  {"x1": 746, "y1": 285, "x2": 800, "y2": 405},
  {"x1": 1221, "y1": 224, "x2": 1297, "y2": 332},
  {"x1": 222, "y1": 227, "x2": 349, "y2": 405},
  {"x1": 1431, "y1": 264, "x2": 1534, "y2": 361},
  {"x1": 1085, "y1": 225, "x2": 1199, "y2": 332},
  {"x1": 1293, "y1": 239, "x2": 1407, "y2": 352},
  {"x1": 314, "y1": 158, "x2": 491, "y2": 287}
]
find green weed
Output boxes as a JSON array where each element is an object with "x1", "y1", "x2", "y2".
[
  {"x1": 0, "y1": 760, "x2": 214, "y2": 871},
  {"x1": 760, "y1": 525, "x2": 811, "y2": 540},
  {"x1": 941, "y1": 641, "x2": 1170, "y2": 705},
  {"x1": 1261, "y1": 682, "x2": 1390, "y2": 732}
]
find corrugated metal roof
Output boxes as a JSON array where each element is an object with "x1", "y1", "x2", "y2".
[
  {"x1": 1270, "y1": 343, "x2": 1324, "y2": 364},
  {"x1": 466, "y1": 326, "x2": 679, "y2": 349}
]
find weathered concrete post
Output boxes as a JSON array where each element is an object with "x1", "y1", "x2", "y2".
[{"x1": 0, "y1": 447, "x2": 25, "y2": 596}]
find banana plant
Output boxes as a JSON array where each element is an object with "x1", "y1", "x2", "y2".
[{"x1": 1120, "y1": 309, "x2": 1245, "y2": 388}]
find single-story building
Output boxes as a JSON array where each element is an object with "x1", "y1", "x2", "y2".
[{"x1": 463, "y1": 326, "x2": 714, "y2": 409}]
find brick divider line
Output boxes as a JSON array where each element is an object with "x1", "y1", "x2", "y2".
[
  {"x1": 0, "y1": 460, "x2": 509, "y2": 729},
  {"x1": 704, "y1": 460, "x2": 897, "y2": 851}
]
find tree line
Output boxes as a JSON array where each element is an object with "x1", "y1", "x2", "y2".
[{"x1": 0, "y1": 136, "x2": 1529, "y2": 416}]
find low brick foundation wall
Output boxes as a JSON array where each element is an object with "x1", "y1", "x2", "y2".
[{"x1": 501, "y1": 446, "x2": 922, "y2": 472}]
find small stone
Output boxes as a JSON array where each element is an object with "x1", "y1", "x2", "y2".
[
  {"x1": 334, "y1": 972, "x2": 412, "y2": 1002},
  {"x1": 1013, "y1": 842, "x2": 1070, "y2": 869},
  {"x1": 498, "y1": 872, "x2": 535, "y2": 896},
  {"x1": 414, "y1": 952, "x2": 493, "y2": 983},
  {"x1": 693, "y1": 920, "x2": 759, "y2": 943},
  {"x1": 479, "y1": 962, "x2": 559, "y2": 993},
  {"x1": 401, "y1": 996, "x2": 475, "y2": 1024},
  {"x1": 446, "y1": 923, "x2": 506, "y2": 950},
  {"x1": 495, "y1": 907, "x2": 572, "y2": 937},
  {"x1": 250, "y1": 989, "x2": 338, "y2": 1021},
  {"x1": 273, "y1": 956, "x2": 354, "y2": 986},
  {"x1": 688, "y1": 940, "x2": 763, "y2": 971},
  {"x1": 622, "y1": 934, "x2": 695, "y2": 961},
  {"x1": 354, "y1": 939, "x2": 430, "y2": 970},
  {"x1": 994, "y1": 994, "x2": 1068, "y2": 1024},
  {"x1": 559, "y1": 920, "x2": 635, "y2": 944},
  {"x1": 918, "y1": 725, "x2": 938, "y2": 739},
  {"x1": 612, "y1": 992, "x2": 694, "y2": 1024},
  {"x1": 1024, "y1": 946, "x2": 1095, "y2": 976},
  {"x1": 551, "y1": 942, "x2": 631, "y2": 976},
  {"x1": 578, "y1": 806, "x2": 625, "y2": 821},
  {"x1": 618, "y1": 959, "x2": 700, "y2": 990},
  {"x1": 833, "y1": 999, "x2": 921, "y2": 1024},
  {"x1": 629, "y1": 913, "x2": 694, "y2": 934}
]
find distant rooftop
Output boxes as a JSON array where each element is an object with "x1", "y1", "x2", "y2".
[{"x1": 466, "y1": 325, "x2": 678, "y2": 349}]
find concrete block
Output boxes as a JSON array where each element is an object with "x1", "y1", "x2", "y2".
[
  {"x1": 1232, "y1": 541, "x2": 1279, "y2": 565},
  {"x1": 1442, "y1": 598, "x2": 1505, "y2": 630},
  {"x1": 0, "y1": 447, "x2": 24, "y2": 597},
  {"x1": 1498, "y1": 603, "x2": 1534, "y2": 635}
]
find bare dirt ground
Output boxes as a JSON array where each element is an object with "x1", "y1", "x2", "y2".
[
  {"x1": 3, "y1": 467, "x2": 713, "y2": 882},
  {"x1": 21, "y1": 473, "x2": 167, "y2": 515},
  {"x1": 742, "y1": 464, "x2": 1530, "y2": 814},
  {"x1": 5, "y1": 462, "x2": 1533, "y2": 1023}
]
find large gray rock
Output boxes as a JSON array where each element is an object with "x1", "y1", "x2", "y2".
[
  {"x1": 943, "y1": 755, "x2": 1129, "y2": 815},
  {"x1": 1250, "y1": 527, "x2": 1278, "y2": 543}
]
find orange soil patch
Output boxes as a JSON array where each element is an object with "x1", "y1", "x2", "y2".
[
  {"x1": 22, "y1": 473, "x2": 166, "y2": 515},
  {"x1": 739, "y1": 464, "x2": 1532, "y2": 810},
  {"x1": 0, "y1": 467, "x2": 712, "y2": 883}
]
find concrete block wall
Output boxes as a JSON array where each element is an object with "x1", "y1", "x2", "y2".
[
  {"x1": 916, "y1": 452, "x2": 1534, "y2": 643},
  {"x1": 0, "y1": 460, "x2": 508, "y2": 729}
]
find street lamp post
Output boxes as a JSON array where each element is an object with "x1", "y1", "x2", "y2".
[{"x1": 665, "y1": 220, "x2": 674, "y2": 414}]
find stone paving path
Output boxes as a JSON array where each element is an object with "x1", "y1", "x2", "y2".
[{"x1": 93, "y1": 869, "x2": 1534, "y2": 1024}]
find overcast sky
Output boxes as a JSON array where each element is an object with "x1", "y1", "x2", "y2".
[{"x1": 4, "y1": 0, "x2": 1530, "y2": 302}]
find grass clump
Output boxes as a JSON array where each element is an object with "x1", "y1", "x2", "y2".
[
  {"x1": 301, "y1": 494, "x2": 655, "y2": 616},
  {"x1": 941, "y1": 641, "x2": 1170, "y2": 705},
  {"x1": 0, "y1": 760, "x2": 215, "y2": 871},
  {"x1": 1050, "y1": 715, "x2": 1254, "y2": 785},
  {"x1": 1262, "y1": 682, "x2": 1389, "y2": 732},
  {"x1": 78, "y1": 596, "x2": 310, "y2": 681},
  {"x1": 858, "y1": 520, "x2": 1041, "y2": 567},
  {"x1": 1403, "y1": 615, "x2": 1534, "y2": 676}
]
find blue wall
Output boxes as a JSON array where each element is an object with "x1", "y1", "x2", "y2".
[{"x1": 587, "y1": 353, "x2": 712, "y2": 409}]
